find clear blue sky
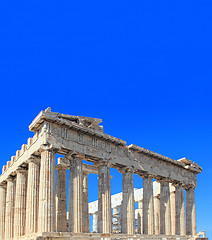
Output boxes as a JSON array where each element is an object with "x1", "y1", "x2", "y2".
[{"x1": 0, "y1": 0, "x2": 211, "y2": 238}]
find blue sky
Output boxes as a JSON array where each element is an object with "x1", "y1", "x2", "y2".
[{"x1": 0, "y1": 0, "x2": 212, "y2": 237}]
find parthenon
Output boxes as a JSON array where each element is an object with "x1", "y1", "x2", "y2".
[{"x1": 0, "y1": 108, "x2": 205, "y2": 239}]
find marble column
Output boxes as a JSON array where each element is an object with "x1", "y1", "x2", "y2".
[
  {"x1": 137, "y1": 200, "x2": 143, "y2": 234},
  {"x1": 186, "y1": 187, "x2": 196, "y2": 236},
  {"x1": 121, "y1": 169, "x2": 135, "y2": 234},
  {"x1": 142, "y1": 175, "x2": 155, "y2": 235},
  {"x1": 0, "y1": 183, "x2": 7, "y2": 240},
  {"x1": 82, "y1": 173, "x2": 89, "y2": 233},
  {"x1": 14, "y1": 168, "x2": 27, "y2": 237},
  {"x1": 160, "y1": 181, "x2": 171, "y2": 235},
  {"x1": 97, "y1": 162, "x2": 112, "y2": 234},
  {"x1": 93, "y1": 212, "x2": 98, "y2": 233},
  {"x1": 69, "y1": 155, "x2": 83, "y2": 233},
  {"x1": 56, "y1": 164, "x2": 67, "y2": 232},
  {"x1": 170, "y1": 184, "x2": 176, "y2": 235},
  {"x1": 38, "y1": 148, "x2": 56, "y2": 232},
  {"x1": 113, "y1": 206, "x2": 120, "y2": 233},
  {"x1": 5, "y1": 177, "x2": 16, "y2": 240},
  {"x1": 175, "y1": 185, "x2": 186, "y2": 235},
  {"x1": 154, "y1": 195, "x2": 160, "y2": 235},
  {"x1": 25, "y1": 158, "x2": 40, "y2": 234}
]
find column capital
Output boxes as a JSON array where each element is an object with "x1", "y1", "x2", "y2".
[
  {"x1": 55, "y1": 164, "x2": 68, "y2": 170},
  {"x1": 15, "y1": 167, "x2": 27, "y2": 174},
  {"x1": 82, "y1": 171, "x2": 89, "y2": 176},
  {"x1": 6, "y1": 176, "x2": 15, "y2": 182},
  {"x1": 171, "y1": 182, "x2": 184, "y2": 188},
  {"x1": 26, "y1": 155, "x2": 40, "y2": 164},
  {"x1": 139, "y1": 172, "x2": 155, "y2": 179},
  {"x1": 155, "y1": 176, "x2": 169, "y2": 183},
  {"x1": 65, "y1": 152, "x2": 84, "y2": 160},
  {"x1": 39, "y1": 144, "x2": 57, "y2": 153},
  {"x1": 94, "y1": 160, "x2": 111, "y2": 168},
  {"x1": 118, "y1": 167, "x2": 134, "y2": 174},
  {"x1": 0, "y1": 182, "x2": 6, "y2": 189},
  {"x1": 184, "y1": 184, "x2": 196, "y2": 190}
]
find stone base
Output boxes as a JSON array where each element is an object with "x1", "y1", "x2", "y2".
[{"x1": 14, "y1": 232, "x2": 208, "y2": 240}]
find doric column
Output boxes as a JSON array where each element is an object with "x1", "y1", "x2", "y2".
[
  {"x1": 113, "y1": 206, "x2": 120, "y2": 233},
  {"x1": 142, "y1": 175, "x2": 155, "y2": 235},
  {"x1": 0, "y1": 183, "x2": 7, "y2": 240},
  {"x1": 170, "y1": 184, "x2": 176, "y2": 235},
  {"x1": 154, "y1": 195, "x2": 160, "y2": 235},
  {"x1": 68, "y1": 154, "x2": 83, "y2": 233},
  {"x1": 56, "y1": 164, "x2": 67, "y2": 232},
  {"x1": 97, "y1": 162, "x2": 112, "y2": 233},
  {"x1": 175, "y1": 184, "x2": 186, "y2": 235},
  {"x1": 25, "y1": 157, "x2": 40, "y2": 234},
  {"x1": 93, "y1": 212, "x2": 98, "y2": 233},
  {"x1": 186, "y1": 186, "x2": 196, "y2": 236},
  {"x1": 160, "y1": 181, "x2": 171, "y2": 235},
  {"x1": 14, "y1": 168, "x2": 27, "y2": 237},
  {"x1": 82, "y1": 173, "x2": 89, "y2": 233},
  {"x1": 137, "y1": 200, "x2": 143, "y2": 234},
  {"x1": 38, "y1": 147, "x2": 56, "y2": 232},
  {"x1": 121, "y1": 169, "x2": 135, "y2": 234},
  {"x1": 5, "y1": 177, "x2": 15, "y2": 240}
]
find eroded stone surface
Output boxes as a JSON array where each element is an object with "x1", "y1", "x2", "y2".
[{"x1": 0, "y1": 109, "x2": 205, "y2": 240}]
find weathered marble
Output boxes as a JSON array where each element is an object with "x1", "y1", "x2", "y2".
[
  {"x1": 175, "y1": 185, "x2": 186, "y2": 235},
  {"x1": 137, "y1": 200, "x2": 143, "y2": 234},
  {"x1": 160, "y1": 181, "x2": 171, "y2": 235},
  {"x1": 97, "y1": 163, "x2": 112, "y2": 233},
  {"x1": 69, "y1": 155, "x2": 83, "y2": 233},
  {"x1": 112, "y1": 206, "x2": 120, "y2": 233},
  {"x1": 93, "y1": 212, "x2": 98, "y2": 233},
  {"x1": 38, "y1": 148, "x2": 56, "y2": 232},
  {"x1": 170, "y1": 184, "x2": 176, "y2": 235},
  {"x1": 121, "y1": 169, "x2": 135, "y2": 234},
  {"x1": 0, "y1": 183, "x2": 6, "y2": 240},
  {"x1": 142, "y1": 175, "x2": 155, "y2": 235},
  {"x1": 82, "y1": 173, "x2": 89, "y2": 233},
  {"x1": 56, "y1": 164, "x2": 67, "y2": 232},
  {"x1": 0, "y1": 109, "x2": 204, "y2": 240},
  {"x1": 5, "y1": 177, "x2": 15, "y2": 240},
  {"x1": 154, "y1": 195, "x2": 160, "y2": 235},
  {"x1": 14, "y1": 168, "x2": 27, "y2": 237},
  {"x1": 25, "y1": 158, "x2": 40, "y2": 234},
  {"x1": 186, "y1": 187, "x2": 196, "y2": 236}
]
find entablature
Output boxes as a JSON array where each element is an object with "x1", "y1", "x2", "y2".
[{"x1": 0, "y1": 108, "x2": 202, "y2": 188}]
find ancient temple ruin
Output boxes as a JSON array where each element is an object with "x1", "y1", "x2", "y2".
[{"x1": 0, "y1": 108, "x2": 205, "y2": 239}]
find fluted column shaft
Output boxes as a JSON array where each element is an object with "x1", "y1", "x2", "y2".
[
  {"x1": 142, "y1": 176, "x2": 155, "y2": 234},
  {"x1": 170, "y1": 184, "x2": 176, "y2": 235},
  {"x1": 14, "y1": 169, "x2": 27, "y2": 237},
  {"x1": 82, "y1": 173, "x2": 89, "y2": 233},
  {"x1": 97, "y1": 163, "x2": 112, "y2": 233},
  {"x1": 175, "y1": 185, "x2": 186, "y2": 235},
  {"x1": 186, "y1": 187, "x2": 196, "y2": 235},
  {"x1": 38, "y1": 148, "x2": 56, "y2": 232},
  {"x1": 137, "y1": 200, "x2": 143, "y2": 234},
  {"x1": 0, "y1": 184, "x2": 7, "y2": 240},
  {"x1": 5, "y1": 177, "x2": 15, "y2": 240},
  {"x1": 121, "y1": 169, "x2": 135, "y2": 234},
  {"x1": 25, "y1": 158, "x2": 40, "y2": 234},
  {"x1": 69, "y1": 156, "x2": 83, "y2": 233},
  {"x1": 93, "y1": 212, "x2": 98, "y2": 232},
  {"x1": 160, "y1": 181, "x2": 171, "y2": 235},
  {"x1": 56, "y1": 165, "x2": 67, "y2": 232},
  {"x1": 113, "y1": 206, "x2": 120, "y2": 233},
  {"x1": 154, "y1": 195, "x2": 160, "y2": 235}
]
